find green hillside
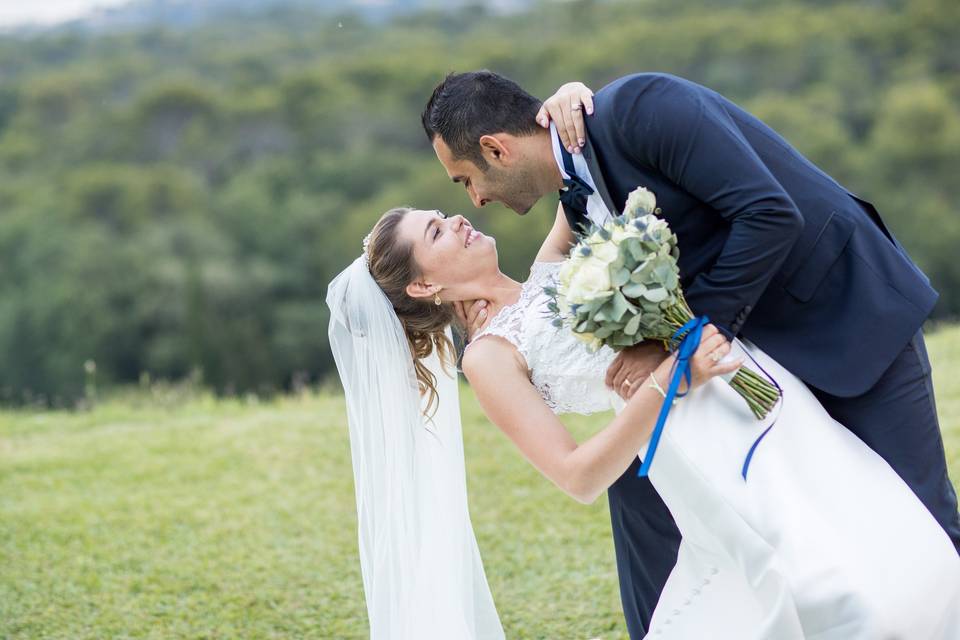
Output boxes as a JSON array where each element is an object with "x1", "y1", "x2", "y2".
[{"x1": 0, "y1": 0, "x2": 957, "y2": 405}]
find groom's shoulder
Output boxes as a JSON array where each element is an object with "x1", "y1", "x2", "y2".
[
  {"x1": 594, "y1": 72, "x2": 709, "y2": 118},
  {"x1": 593, "y1": 72, "x2": 713, "y2": 133}
]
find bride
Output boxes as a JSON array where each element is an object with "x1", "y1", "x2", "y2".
[{"x1": 327, "y1": 206, "x2": 960, "y2": 639}]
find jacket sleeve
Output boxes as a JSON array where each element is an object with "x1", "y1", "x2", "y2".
[{"x1": 611, "y1": 75, "x2": 804, "y2": 337}]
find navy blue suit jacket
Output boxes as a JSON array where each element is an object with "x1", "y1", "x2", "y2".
[{"x1": 567, "y1": 73, "x2": 937, "y2": 397}]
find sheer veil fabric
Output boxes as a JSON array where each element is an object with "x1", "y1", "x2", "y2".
[{"x1": 327, "y1": 256, "x2": 505, "y2": 639}]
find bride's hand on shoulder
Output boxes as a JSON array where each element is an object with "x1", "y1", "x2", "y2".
[
  {"x1": 685, "y1": 324, "x2": 742, "y2": 390},
  {"x1": 536, "y1": 81, "x2": 594, "y2": 154}
]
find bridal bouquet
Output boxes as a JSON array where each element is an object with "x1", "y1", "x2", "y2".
[{"x1": 545, "y1": 187, "x2": 780, "y2": 419}]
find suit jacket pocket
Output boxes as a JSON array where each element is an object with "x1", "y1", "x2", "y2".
[
  {"x1": 784, "y1": 210, "x2": 856, "y2": 302},
  {"x1": 846, "y1": 190, "x2": 896, "y2": 245}
]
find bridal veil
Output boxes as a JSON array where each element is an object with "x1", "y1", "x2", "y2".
[{"x1": 326, "y1": 255, "x2": 504, "y2": 639}]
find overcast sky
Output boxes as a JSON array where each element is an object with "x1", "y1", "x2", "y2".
[{"x1": 0, "y1": 0, "x2": 132, "y2": 27}]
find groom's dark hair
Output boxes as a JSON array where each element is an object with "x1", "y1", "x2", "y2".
[{"x1": 422, "y1": 70, "x2": 542, "y2": 170}]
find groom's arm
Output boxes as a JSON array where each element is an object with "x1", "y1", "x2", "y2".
[{"x1": 610, "y1": 74, "x2": 804, "y2": 337}]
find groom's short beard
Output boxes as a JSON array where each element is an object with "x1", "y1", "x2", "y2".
[{"x1": 485, "y1": 163, "x2": 543, "y2": 215}]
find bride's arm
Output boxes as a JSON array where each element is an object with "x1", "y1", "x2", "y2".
[
  {"x1": 462, "y1": 326, "x2": 740, "y2": 504},
  {"x1": 534, "y1": 203, "x2": 576, "y2": 263}
]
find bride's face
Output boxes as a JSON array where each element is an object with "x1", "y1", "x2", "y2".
[{"x1": 397, "y1": 209, "x2": 497, "y2": 294}]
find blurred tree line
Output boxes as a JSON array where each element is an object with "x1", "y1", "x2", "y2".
[{"x1": 0, "y1": 0, "x2": 957, "y2": 405}]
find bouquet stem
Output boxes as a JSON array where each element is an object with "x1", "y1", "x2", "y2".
[{"x1": 663, "y1": 294, "x2": 780, "y2": 420}]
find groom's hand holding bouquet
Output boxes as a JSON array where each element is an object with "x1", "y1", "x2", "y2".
[{"x1": 605, "y1": 339, "x2": 669, "y2": 400}]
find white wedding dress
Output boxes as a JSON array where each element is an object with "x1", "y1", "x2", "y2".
[{"x1": 472, "y1": 261, "x2": 960, "y2": 639}]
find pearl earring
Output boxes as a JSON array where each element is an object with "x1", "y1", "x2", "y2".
[{"x1": 434, "y1": 292, "x2": 442, "y2": 306}]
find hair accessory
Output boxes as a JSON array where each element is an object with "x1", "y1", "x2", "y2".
[{"x1": 361, "y1": 232, "x2": 373, "y2": 267}]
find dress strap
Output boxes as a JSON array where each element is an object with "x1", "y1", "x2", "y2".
[{"x1": 466, "y1": 263, "x2": 560, "y2": 357}]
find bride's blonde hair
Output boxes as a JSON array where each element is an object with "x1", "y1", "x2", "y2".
[{"x1": 366, "y1": 207, "x2": 459, "y2": 416}]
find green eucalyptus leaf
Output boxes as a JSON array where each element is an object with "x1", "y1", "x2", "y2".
[
  {"x1": 622, "y1": 282, "x2": 647, "y2": 298},
  {"x1": 612, "y1": 266, "x2": 630, "y2": 287},
  {"x1": 624, "y1": 312, "x2": 643, "y2": 336},
  {"x1": 611, "y1": 332, "x2": 637, "y2": 347},
  {"x1": 643, "y1": 286, "x2": 668, "y2": 303},
  {"x1": 608, "y1": 291, "x2": 627, "y2": 322},
  {"x1": 594, "y1": 325, "x2": 615, "y2": 339}
]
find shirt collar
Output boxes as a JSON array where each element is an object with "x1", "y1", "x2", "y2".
[{"x1": 549, "y1": 122, "x2": 571, "y2": 185}]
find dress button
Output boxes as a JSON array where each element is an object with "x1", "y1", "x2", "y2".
[
  {"x1": 702, "y1": 578, "x2": 711, "y2": 586},
  {"x1": 710, "y1": 567, "x2": 719, "y2": 575}
]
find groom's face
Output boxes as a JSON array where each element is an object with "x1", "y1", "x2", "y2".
[{"x1": 432, "y1": 136, "x2": 543, "y2": 215}]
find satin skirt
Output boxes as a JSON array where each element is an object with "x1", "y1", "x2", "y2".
[{"x1": 623, "y1": 340, "x2": 960, "y2": 639}]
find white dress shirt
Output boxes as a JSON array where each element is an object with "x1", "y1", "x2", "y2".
[{"x1": 550, "y1": 122, "x2": 615, "y2": 228}]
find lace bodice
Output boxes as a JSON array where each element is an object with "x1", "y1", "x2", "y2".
[{"x1": 470, "y1": 261, "x2": 617, "y2": 415}]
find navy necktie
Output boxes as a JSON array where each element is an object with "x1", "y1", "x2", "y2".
[{"x1": 558, "y1": 145, "x2": 594, "y2": 213}]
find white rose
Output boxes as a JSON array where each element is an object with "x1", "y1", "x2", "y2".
[
  {"x1": 611, "y1": 223, "x2": 643, "y2": 244},
  {"x1": 647, "y1": 217, "x2": 669, "y2": 234},
  {"x1": 567, "y1": 256, "x2": 612, "y2": 303},
  {"x1": 611, "y1": 228, "x2": 626, "y2": 244},
  {"x1": 625, "y1": 187, "x2": 657, "y2": 216},
  {"x1": 558, "y1": 257, "x2": 579, "y2": 290},
  {"x1": 590, "y1": 241, "x2": 619, "y2": 265}
]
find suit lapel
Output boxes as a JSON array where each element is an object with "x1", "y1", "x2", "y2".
[{"x1": 581, "y1": 133, "x2": 620, "y2": 217}]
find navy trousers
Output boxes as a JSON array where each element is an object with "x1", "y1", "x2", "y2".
[{"x1": 607, "y1": 330, "x2": 960, "y2": 639}]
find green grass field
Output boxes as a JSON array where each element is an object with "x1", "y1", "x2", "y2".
[{"x1": 3, "y1": 327, "x2": 960, "y2": 639}]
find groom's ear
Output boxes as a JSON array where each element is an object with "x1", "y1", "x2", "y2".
[
  {"x1": 406, "y1": 280, "x2": 437, "y2": 300},
  {"x1": 479, "y1": 134, "x2": 510, "y2": 165}
]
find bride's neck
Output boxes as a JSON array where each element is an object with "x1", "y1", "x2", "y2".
[{"x1": 453, "y1": 271, "x2": 523, "y2": 315}]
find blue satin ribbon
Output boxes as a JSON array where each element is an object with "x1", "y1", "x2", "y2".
[
  {"x1": 738, "y1": 348, "x2": 782, "y2": 481},
  {"x1": 741, "y1": 424, "x2": 774, "y2": 480},
  {"x1": 636, "y1": 316, "x2": 783, "y2": 481},
  {"x1": 637, "y1": 316, "x2": 709, "y2": 478}
]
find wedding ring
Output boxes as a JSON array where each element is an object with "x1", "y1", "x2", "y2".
[
  {"x1": 623, "y1": 378, "x2": 633, "y2": 388},
  {"x1": 710, "y1": 351, "x2": 723, "y2": 363},
  {"x1": 570, "y1": 103, "x2": 582, "y2": 111}
]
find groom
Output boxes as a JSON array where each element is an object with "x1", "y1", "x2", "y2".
[{"x1": 421, "y1": 70, "x2": 960, "y2": 638}]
